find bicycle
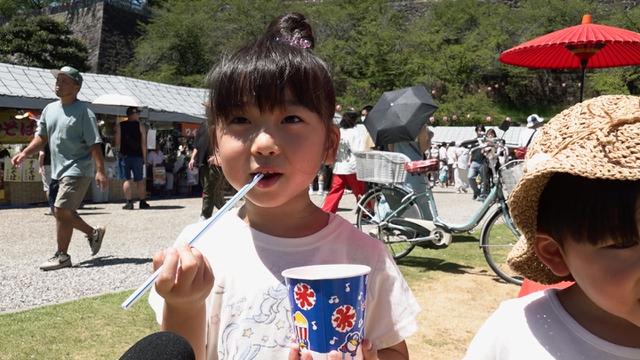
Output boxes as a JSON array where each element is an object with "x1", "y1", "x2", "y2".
[{"x1": 353, "y1": 134, "x2": 525, "y2": 285}]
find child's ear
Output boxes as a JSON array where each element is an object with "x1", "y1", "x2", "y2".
[
  {"x1": 323, "y1": 124, "x2": 340, "y2": 164},
  {"x1": 534, "y1": 230, "x2": 571, "y2": 278}
]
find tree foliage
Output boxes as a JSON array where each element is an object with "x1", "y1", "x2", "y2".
[
  {"x1": 121, "y1": 0, "x2": 289, "y2": 87},
  {"x1": 123, "y1": 0, "x2": 640, "y2": 125},
  {"x1": 0, "y1": 0, "x2": 78, "y2": 17},
  {"x1": 0, "y1": 15, "x2": 89, "y2": 71}
]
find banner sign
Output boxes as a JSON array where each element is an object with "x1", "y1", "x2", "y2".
[
  {"x1": 4, "y1": 157, "x2": 21, "y2": 181},
  {"x1": 21, "y1": 158, "x2": 40, "y2": 182},
  {"x1": 0, "y1": 112, "x2": 38, "y2": 144},
  {"x1": 181, "y1": 123, "x2": 199, "y2": 138}
]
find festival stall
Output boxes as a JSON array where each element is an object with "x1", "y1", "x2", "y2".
[{"x1": 0, "y1": 63, "x2": 206, "y2": 206}]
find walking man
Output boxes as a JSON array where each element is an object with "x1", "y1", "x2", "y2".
[
  {"x1": 11, "y1": 66, "x2": 107, "y2": 270},
  {"x1": 189, "y1": 121, "x2": 225, "y2": 221},
  {"x1": 115, "y1": 106, "x2": 149, "y2": 210}
]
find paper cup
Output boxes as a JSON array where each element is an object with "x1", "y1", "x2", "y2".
[{"x1": 282, "y1": 264, "x2": 370, "y2": 357}]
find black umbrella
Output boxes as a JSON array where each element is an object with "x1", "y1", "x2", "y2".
[{"x1": 365, "y1": 85, "x2": 439, "y2": 147}]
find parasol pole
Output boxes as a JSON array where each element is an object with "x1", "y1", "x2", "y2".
[{"x1": 579, "y1": 59, "x2": 587, "y2": 103}]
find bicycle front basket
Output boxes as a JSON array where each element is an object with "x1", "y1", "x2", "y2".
[
  {"x1": 500, "y1": 160, "x2": 524, "y2": 199},
  {"x1": 354, "y1": 151, "x2": 410, "y2": 184}
]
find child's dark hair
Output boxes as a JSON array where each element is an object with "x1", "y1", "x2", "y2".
[
  {"x1": 206, "y1": 12, "x2": 335, "y2": 147},
  {"x1": 339, "y1": 110, "x2": 358, "y2": 128},
  {"x1": 264, "y1": 12, "x2": 315, "y2": 50},
  {"x1": 537, "y1": 173, "x2": 640, "y2": 247}
]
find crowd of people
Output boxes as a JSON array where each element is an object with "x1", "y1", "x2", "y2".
[{"x1": 10, "y1": 10, "x2": 640, "y2": 360}]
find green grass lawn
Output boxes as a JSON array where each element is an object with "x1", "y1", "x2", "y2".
[
  {"x1": 0, "y1": 234, "x2": 493, "y2": 359},
  {"x1": 0, "y1": 292, "x2": 158, "y2": 359},
  {"x1": 395, "y1": 233, "x2": 489, "y2": 283}
]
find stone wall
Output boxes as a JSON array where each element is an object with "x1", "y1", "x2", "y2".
[
  {"x1": 98, "y1": 3, "x2": 147, "y2": 74},
  {"x1": 50, "y1": 2, "x2": 105, "y2": 73},
  {"x1": 40, "y1": 1, "x2": 148, "y2": 74}
]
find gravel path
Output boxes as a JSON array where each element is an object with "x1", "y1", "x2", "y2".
[{"x1": 0, "y1": 185, "x2": 488, "y2": 313}]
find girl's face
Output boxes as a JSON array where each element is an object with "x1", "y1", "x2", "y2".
[{"x1": 215, "y1": 101, "x2": 337, "y2": 209}]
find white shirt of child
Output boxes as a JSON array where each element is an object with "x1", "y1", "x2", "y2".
[
  {"x1": 463, "y1": 288, "x2": 640, "y2": 360},
  {"x1": 149, "y1": 209, "x2": 421, "y2": 360},
  {"x1": 333, "y1": 126, "x2": 365, "y2": 175}
]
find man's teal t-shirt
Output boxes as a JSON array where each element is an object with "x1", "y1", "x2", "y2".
[{"x1": 36, "y1": 101, "x2": 101, "y2": 180}]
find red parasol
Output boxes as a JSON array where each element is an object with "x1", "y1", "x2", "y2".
[{"x1": 500, "y1": 14, "x2": 640, "y2": 102}]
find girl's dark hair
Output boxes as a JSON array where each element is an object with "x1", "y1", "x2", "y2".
[
  {"x1": 537, "y1": 173, "x2": 640, "y2": 247},
  {"x1": 264, "y1": 12, "x2": 315, "y2": 50},
  {"x1": 486, "y1": 129, "x2": 496, "y2": 137},
  {"x1": 206, "y1": 12, "x2": 335, "y2": 147},
  {"x1": 475, "y1": 124, "x2": 486, "y2": 132},
  {"x1": 340, "y1": 110, "x2": 358, "y2": 128}
]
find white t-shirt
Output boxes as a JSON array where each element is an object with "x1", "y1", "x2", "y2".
[
  {"x1": 332, "y1": 126, "x2": 365, "y2": 175},
  {"x1": 455, "y1": 147, "x2": 470, "y2": 170},
  {"x1": 446, "y1": 146, "x2": 457, "y2": 165},
  {"x1": 439, "y1": 146, "x2": 447, "y2": 161},
  {"x1": 149, "y1": 209, "x2": 420, "y2": 360},
  {"x1": 464, "y1": 289, "x2": 640, "y2": 360}
]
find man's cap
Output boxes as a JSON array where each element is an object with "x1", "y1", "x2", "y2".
[
  {"x1": 507, "y1": 95, "x2": 640, "y2": 284},
  {"x1": 50, "y1": 66, "x2": 83, "y2": 86},
  {"x1": 526, "y1": 114, "x2": 543, "y2": 128}
]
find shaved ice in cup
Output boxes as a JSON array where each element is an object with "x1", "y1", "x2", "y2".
[{"x1": 282, "y1": 264, "x2": 370, "y2": 359}]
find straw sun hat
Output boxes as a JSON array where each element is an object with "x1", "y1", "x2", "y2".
[{"x1": 507, "y1": 95, "x2": 640, "y2": 284}]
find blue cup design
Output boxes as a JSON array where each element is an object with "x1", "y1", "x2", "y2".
[{"x1": 282, "y1": 264, "x2": 370, "y2": 357}]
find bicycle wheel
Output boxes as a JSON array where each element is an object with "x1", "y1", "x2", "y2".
[
  {"x1": 355, "y1": 186, "x2": 422, "y2": 260},
  {"x1": 480, "y1": 207, "x2": 523, "y2": 285}
]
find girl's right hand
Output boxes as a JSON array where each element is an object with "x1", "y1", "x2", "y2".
[{"x1": 153, "y1": 242, "x2": 214, "y2": 309}]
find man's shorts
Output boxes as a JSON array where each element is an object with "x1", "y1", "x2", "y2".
[
  {"x1": 49, "y1": 176, "x2": 92, "y2": 211},
  {"x1": 118, "y1": 156, "x2": 144, "y2": 182}
]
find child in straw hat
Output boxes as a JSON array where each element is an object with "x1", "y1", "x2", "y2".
[{"x1": 464, "y1": 95, "x2": 640, "y2": 359}]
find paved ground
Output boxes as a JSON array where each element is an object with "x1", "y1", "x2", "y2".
[{"x1": 0, "y1": 183, "x2": 490, "y2": 313}]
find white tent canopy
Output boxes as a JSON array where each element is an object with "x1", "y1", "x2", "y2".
[{"x1": 0, "y1": 63, "x2": 207, "y2": 123}]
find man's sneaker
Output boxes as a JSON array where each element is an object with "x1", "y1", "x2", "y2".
[
  {"x1": 123, "y1": 201, "x2": 134, "y2": 210},
  {"x1": 139, "y1": 200, "x2": 150, "y2": 209},
  {"x1": 40, "y1": 252, "x2": 71, "y2": 271},
  {"x1": 87, "y1": 226, "x2": 106, "y2": 256}
]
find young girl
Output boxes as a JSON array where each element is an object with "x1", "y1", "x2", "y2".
[
  {"x1": 321, "y1": 110, "x2": 366, "y2": 214},
  {"x1": 148, "y1": 12, "x2": 420, "y2": 360},
  {"x1": 438, "y1": 160, "x2": 448, "y2": 188}
]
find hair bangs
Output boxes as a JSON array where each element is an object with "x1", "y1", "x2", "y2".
[
  {"x1": 537, "y1": 173, "x2": 640, "y2": 247},
  {"x1": 207, "y1": 43, "x2": 335, "y2": 128}
]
